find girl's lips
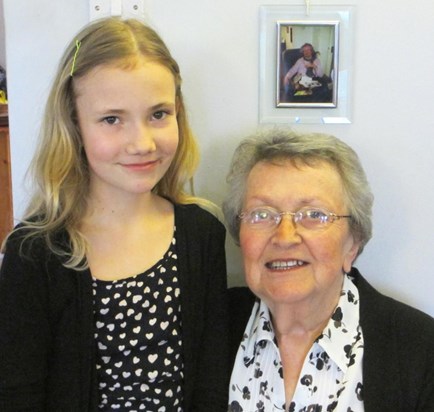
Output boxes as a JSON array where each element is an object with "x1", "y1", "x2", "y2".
[
  {"x1": 265, "y1": 260, "x2": 306, "y2": 270},
  {"x1": 121, "y1": 160, "x2": 159, "y2": 171}
]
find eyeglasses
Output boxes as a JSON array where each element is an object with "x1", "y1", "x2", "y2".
[{"x1": 238, "y1": 206, "x2": 351, "y2": 231}]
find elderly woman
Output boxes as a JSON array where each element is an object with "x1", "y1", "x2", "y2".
[
  {"x1": 223, "y1": 130, "x2": 434, "y2": 412},
  {"x1": 283, "y1": 43, "x2": 324, "y2": 87}
]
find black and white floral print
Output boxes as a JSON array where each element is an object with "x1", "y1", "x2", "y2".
[
  {"x1": 92, "y1": 233, "x2": 183, "y2": 411},
  {"x1": 229, "y1": 275, "x2": 365, "y2": 412}
]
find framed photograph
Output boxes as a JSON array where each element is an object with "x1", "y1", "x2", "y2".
[
  {"x1": 259, "y1": 5, "x2": 355, "y2": 124},
  {"x1": 277, "y1": 21, "x2": 339, "y2": 108}
]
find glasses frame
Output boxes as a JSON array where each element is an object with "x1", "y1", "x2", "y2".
[{"x1": 238, "y1": 206, "x2": 352, "y2": 231}]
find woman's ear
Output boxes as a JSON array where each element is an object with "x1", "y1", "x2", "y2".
[{"x1": 343, "y1": 238, "x2": 360, "y2": 273}]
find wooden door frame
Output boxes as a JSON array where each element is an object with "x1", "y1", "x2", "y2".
[{"x1": 0, "y1": 119, "x2": 13, "y2": 244}]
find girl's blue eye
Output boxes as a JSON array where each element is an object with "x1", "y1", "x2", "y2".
[
  {"x1": 152, "y1": 111, "x2": 167, "y2": 120},
  {"x1": 103, "y1": 116, "x2": 119, "y2": 125}
]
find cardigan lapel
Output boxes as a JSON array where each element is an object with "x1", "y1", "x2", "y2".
[
  {"x1": 174, "y1": 204, "x2": 201, "y2": 410},
  {"x1": 352, "y1": 268, "x2": 401, "y2": 411}
]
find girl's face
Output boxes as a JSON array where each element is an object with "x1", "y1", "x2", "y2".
[{"x1": 74, "y1": 59, "x2": 179, "y2": 201}]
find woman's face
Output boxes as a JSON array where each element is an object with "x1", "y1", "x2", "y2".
[
  {"x1": 239, "y1": 160, "x2": 359, "y2": 311},
  {"x1": 301, "y1": 45, "x2": 313, "y2": 59}
]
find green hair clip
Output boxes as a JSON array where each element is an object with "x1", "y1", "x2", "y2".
[{"x1": 70, "y1": 40, "x2": 81, "y2": 76}]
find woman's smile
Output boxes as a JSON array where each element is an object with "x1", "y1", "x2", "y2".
[{"x1": 265, "y1": 259, "x2": 306, "y2": 271}]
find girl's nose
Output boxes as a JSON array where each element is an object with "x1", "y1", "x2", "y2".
[{"x1": 126, "y1": 123, "x2": 156, "y2": 154}]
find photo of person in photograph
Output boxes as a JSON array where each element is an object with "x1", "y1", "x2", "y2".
[{"x1": 279, "y1": 24, "x2": 336, "y2": 106}]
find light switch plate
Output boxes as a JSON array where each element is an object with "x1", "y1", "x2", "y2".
[
  {"x1": 122, "y1": 0, "x2": 145, "y2": 19},
  {"x1": 89, "y1": 0, "x2": 145, "y2": 21},
  {"x1": 89, "y1": 0, "x2": 111, "y2": 20}
]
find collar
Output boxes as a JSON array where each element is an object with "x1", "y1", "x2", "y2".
[
  {"x1": 242, "y1": 274, "x2": 362, "y2": 372},
  {"x1": 242, "y1": 299, "x2": 276, "y2": 366},
  {"x1": 316, "y1": 274, "x2": 362, "y2": 372}
]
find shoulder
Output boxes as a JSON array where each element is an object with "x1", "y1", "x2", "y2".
[
  {"x1": 228, "y1": 287, "x2": 256, "y2": 326},
  {"x1": 174, "y1": 203, "x2": 225, "y2": 232},
  {"x1": 1, "y1": 223, "x2": 72, "y2": 277},
  {"x1": 228, "y1": 287, "x2": 256, "y2": 358},
  {"x1": 351, "y1": 268, "x2": 434, "y2": 407},
  {"x1": 173, "y1": 203, "x2": 226, "y2": 261},
  {"x1": 2, "y1": 223, "x2": 45, "y2": 260},
  {"x1": 228, "y1": 286, "x2": 256, "y2": 310},
  {"x1": 174, "y1": 202, "x2": 219, "y2": 220},
  {"x1": 352, "y1": 267, "x2": 434, "y2": 346},
  {"x1": 1, "y1": 226, "x2": 56, "y2": 293}
]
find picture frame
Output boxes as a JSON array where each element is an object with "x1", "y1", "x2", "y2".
[
  {"x1": 277, "y1": 21, "x2": 339, "y2": 108},
  {"x1": 259, "y1": 5, "x2": 355, "y2": 124}
]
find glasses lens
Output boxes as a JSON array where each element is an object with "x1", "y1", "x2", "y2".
[
  {"x1": 297, "y1": 209, "x2": 330, "y2": 230},
  {"x1": 243, "y1": 207, "x2": 277, "y2": 228}
]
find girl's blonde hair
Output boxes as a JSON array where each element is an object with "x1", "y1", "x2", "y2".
[{"x1": 4, "y1": 17, "x2": 202, "y2": 268}]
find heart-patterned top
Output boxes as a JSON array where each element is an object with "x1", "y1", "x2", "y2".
[{"x1": 92, "y1": 231, "x2": 183, "y2": 411}]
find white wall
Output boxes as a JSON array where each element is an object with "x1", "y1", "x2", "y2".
[
  {"x1": 3, "y1": 0, "x2": 434, "y2": 316},
  {"x1": 0, "y1": 0, "x2": 5, "y2": 68}
]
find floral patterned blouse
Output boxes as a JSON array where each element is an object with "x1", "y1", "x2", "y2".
[
  {"x1": 228, "y1": 274, "x2": 364, "y2": 412},
  {"x1": 92, "y1": 232, "x2": 184, "y2": 411}
]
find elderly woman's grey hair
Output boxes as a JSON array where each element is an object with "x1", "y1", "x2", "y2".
[{"x1": 222, "y1": 129, "x2": 374, "y2": 257}]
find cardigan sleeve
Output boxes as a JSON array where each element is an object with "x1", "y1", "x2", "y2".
[
  {"x1": 404, "y1": 309, "x2": 434, "y2": 410},
  {"x1": 228, "y1": 287, "x2": 256, "y2": 365},
  {"x1": 193, "y1": 213, "x2": 229, "y2": 411},
  {"x1": 175, "y1": 204, "x2": 230, "y2": 411},
  {"x1": 353, "y1": 267, "x2": 434, "y2": 411},
  {"x1": 0, "y1": 232, "x2": 50, "y2": 411},
  {"x1": 391, "y1": 297, "x2": 434, "y2": 411}
]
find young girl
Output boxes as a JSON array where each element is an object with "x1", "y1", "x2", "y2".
[{"x1": 0, "y1": 18, "x2": 228, "y2": 411}]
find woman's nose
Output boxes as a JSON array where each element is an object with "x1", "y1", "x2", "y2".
[{"x1": 271, "y1": 215, "x2": 301, "y2": 247}]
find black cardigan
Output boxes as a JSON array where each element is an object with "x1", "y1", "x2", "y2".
[
  {"x1": 228, "y1": 268, "x2": 434, "y2": 411},
  {"x1": 0, "y1": 203, "x2": 229, "y2": 411}
]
